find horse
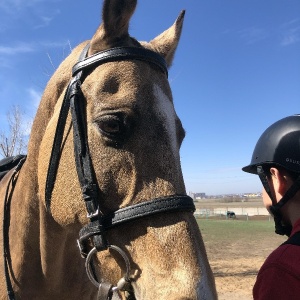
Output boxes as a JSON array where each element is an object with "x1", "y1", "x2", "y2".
[{"x1": 0, "y1": 0, "x2": 217, "y2": 299}]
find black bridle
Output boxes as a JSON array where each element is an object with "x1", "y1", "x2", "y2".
[{"x1": 41, "y1": 44, "x2": 196, "y2": 299}]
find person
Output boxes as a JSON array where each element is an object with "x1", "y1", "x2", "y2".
[{"x1": 242, "y1": 114, "x2": 300, "y2": 299}]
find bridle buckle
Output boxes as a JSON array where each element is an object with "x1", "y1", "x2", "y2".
[
  {"x1": 87, "y1": 208, "x2": 99, "y2": 219},
  {"x1": 77, "y1": 239, "x2": 88, "y2": 258}
]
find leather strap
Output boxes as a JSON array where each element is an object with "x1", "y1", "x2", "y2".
[
  {"x1": 97, "y1": 282, "x2": 122, "y2": 300},
  {"x1": 0, "y1": 155, "x2": 26, "y2": 181},
  {"x1": 73, "y1": 46, "x2": 168, "y2": 78},
  {"x1": 97, "y1": 282, "x2": 113, "y2": 300},
  {"x1": 69, "y1": 78, "x2": 101, "y2": 218},
  {"x1": 45, "y1": 43, "x2": 90, "y2": 211},
  {"x1": 2, "y1": 156, "x2": 26, "y2": 300},
  {"x1": 77, "y1": 195, "x2": 195, "y2": 255},
  {"x1": 103, "y1": 194, "x2": 195, "y2": 229},
  {"x1": 282, "y1": 231, "x2": 300, "y2": 246}
]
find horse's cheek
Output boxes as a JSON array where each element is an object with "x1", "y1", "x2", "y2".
[{"x1": 38, "y1": 113, "x2": 87, "y2": 225}]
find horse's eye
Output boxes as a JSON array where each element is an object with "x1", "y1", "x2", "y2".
[{"x1": 96, "y1": 115, "x2": 123, "y2": 136}]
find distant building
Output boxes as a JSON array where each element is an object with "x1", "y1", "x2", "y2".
[
  {"x1": 189, "y1": 192, "x2": 206, "y2": 200},
  {"x1": 243, "y1": 193, "x2": 262, "y2": 198}
]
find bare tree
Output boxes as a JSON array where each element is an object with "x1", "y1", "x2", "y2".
[{"x1": 0, "y1": 105, "x2": 28, "y2": 158}]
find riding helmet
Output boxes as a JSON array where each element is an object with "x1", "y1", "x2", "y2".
[{"x1": 242, "y1": 114, "x2": 300, "y2": 174}]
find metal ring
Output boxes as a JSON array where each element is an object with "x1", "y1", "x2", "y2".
[
  {"x1": 108, "y1": 245, "x2": 131, "y2": 281},
  {"x1": 85, "y1": 247, "x2": 99, "y2": 287},
  {"x1": 85, "y1": 245, "x2": 131, "y2": 288}
]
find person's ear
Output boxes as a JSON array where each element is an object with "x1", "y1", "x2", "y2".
[{"x1": 269, "y1": 167, "x2": 288, "y2": 196}]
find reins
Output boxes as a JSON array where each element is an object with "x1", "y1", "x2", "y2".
[{"x1": 2, "y1": 156, "x2": 26, "y2": 300}]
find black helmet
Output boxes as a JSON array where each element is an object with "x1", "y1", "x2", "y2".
[
  {"x1": 242, "y1": 114, "x2": 300, "y2": 236},
  {"x1": 242, "y1": 114, "x2": 300, "y2": 175}
]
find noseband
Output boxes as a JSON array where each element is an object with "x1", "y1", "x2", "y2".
[{"x1": 44, "y1": 44, "x2": 195, "y2": 299}]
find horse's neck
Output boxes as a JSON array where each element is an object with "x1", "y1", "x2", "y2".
[
  {"x1": 4, "y1": 42, "x2": 95, "y2": 295},
  {"x1": 6, "y1": 168, "x2": 95, "y2": 298}
]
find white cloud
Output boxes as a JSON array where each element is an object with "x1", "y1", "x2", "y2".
[
  {"x1": 0, "y1": 43, "x2": 36, "y2": 68},
  {"x1": 0, "y1": 40, "x2": 71, "y2": 64},
  {"x1": 27, "y1": 88, "x2": 42, "y2": 110},
  {"x1": 34, "y1": 9, "x2": 61, "y2": 29},
  {"x1": 280, "y1": 19, "x2": 300, "y2": 46},
  {"x1": 238, "y1": 27, "x2": 269, "y2": 45},
  {"x1": 20, "y1": 88, "x2": 42, "y2": 135},
  {"x1": 0, "y1": 43, "x2": 36, "y2": 55},
  {"x1": 40, "y1": 40, "x2": 72, "y2": 49},
  {"x1": 0, "y1": 0, "x2": 50, "y2": 13},
  {"x1": 0, "y1": 0, "x2": 61, "y2": 30},
  {"x1": 34, "y1": 16, "x2": 54, "y2": 29},
  {"x1": 281, "y1": 34, "x2": 300, "y2": 46}
]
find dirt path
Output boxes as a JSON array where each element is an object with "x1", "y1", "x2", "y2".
[
  {"x1": 198, "y1": 214, "x2": 286, "y2": 299},
  {"x1": 212, "y1": 258, "x2": 263, "y2": 299}
]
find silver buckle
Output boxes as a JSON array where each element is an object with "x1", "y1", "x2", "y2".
[{"x1": 87, "y1": 208, "x2": 99, "y2": 219}]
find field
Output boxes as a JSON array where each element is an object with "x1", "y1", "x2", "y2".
[{"x1": 195, "y1": 198, "x2": 286, "y2": 299}]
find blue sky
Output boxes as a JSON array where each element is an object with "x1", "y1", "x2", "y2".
[{"x1": 0, "y1": 0, "x2": 300, "y2": 195}]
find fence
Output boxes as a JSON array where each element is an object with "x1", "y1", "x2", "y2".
[{"x1": 194, "y1": 207, "x2": 272, "y2": 221}]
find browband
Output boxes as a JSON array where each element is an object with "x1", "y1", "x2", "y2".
[{"x1": 72, "y1": 46, "x2": 168, "y2": 78}]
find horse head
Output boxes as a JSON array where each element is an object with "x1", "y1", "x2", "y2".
[{"x1": 1, "y1": 0, "x2": 217, "y2": 299}]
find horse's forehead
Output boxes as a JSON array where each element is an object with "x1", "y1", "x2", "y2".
[{"x1": 83, "y1": 60, "x2": 172, "y2": 108}]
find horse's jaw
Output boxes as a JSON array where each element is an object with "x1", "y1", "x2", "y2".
[{"x1": 107, "y1": 214, "x2": 218, "y2": 300}]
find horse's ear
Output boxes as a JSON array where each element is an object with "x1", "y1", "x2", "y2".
[
  {"x1": 89, "y1": 0, "x2": 137, "y2": 55},
  {"x1": 147, "y1": 10, "x2": 185, "y2": 67}
]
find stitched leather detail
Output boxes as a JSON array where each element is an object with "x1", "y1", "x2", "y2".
[
  {"x1": 77, "y1": 195, "x2": 195, "y2": 256},
  {"x1": 72, "y1": 47, "x2": 168, "y2": 78},
  {"x1": 102, "y1": 195, "x2": 195, "y2": 229}
]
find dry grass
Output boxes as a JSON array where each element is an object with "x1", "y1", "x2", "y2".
[{"x1": 194, "y1": 197, "x2": 264, "y2": 209}]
